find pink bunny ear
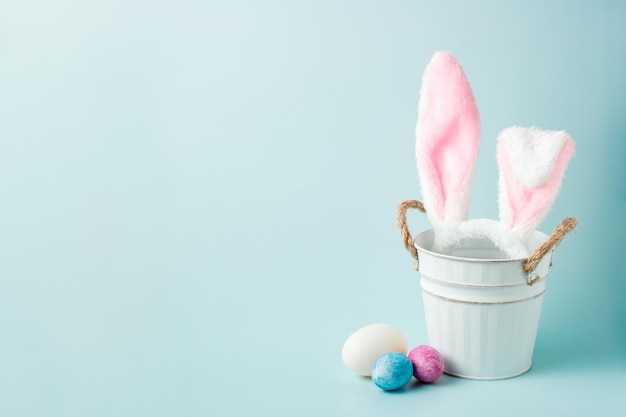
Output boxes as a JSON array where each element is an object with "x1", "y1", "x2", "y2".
[
  {"x1": 416, "y1": 52, "x2": 480, "y2": 227},
  {"x1": 497, "y1": 127, "x2": 575, "y2": 241}
]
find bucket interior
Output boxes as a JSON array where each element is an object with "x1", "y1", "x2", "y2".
[
  {"x1": 414, "y1": 229, "x2": 549, "y2": 262},
  {"x1": 446, "y1": 238, "x2": 510, "y2": 260}
]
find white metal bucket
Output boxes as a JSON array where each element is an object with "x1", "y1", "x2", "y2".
[{"x1": 414, "y1": 229, "x2": 552, "y2": 380}]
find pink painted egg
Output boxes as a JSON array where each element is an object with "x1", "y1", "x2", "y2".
[{"x1": 408, "y1": 345, "x2": 444, "y2": 383}]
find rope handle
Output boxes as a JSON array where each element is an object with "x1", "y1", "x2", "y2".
[
  {"x1": 397, "y1": 200, "x2": 426, "y2": 270},
  {"x1": 522, "y1": 217, "x2": 578, "y2": 284},
  {"x1": 396, "y1": 199, "x2": 578, "y2": 284}
]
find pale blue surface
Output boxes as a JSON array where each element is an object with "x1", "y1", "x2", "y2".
[{"x1": 1, "y1": 1, "x2": 625, "y2": 416}]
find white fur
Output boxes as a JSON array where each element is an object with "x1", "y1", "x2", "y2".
[
  {"x1": 427, "y1": 126, "x2": 573, "y2": 260},
  {"x1": 413, "y1": 53, "x2": 573, "y2": 261},
  {"x1": 433, "y1": 219, "x2": 530, "y2": 259},
  {"x1": 499, "y1": 127, "x2": 569, "y2": 188}
]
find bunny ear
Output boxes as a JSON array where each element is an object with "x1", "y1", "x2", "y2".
[
  {"x1": 497, "y1": 127, "x2": 575, "y2": 241},
  {"x1": 416, "y1": 52, "x2": 480, "y2": 227}
]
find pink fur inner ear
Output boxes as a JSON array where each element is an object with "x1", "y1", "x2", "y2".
[
  {"x1": 416, "y1": 52, "x2": 480, "y2": 224},
  {"x1": 498, "y1": 137, "x2": 575, "y2": 230}
]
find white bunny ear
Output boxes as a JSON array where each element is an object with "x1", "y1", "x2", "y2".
[
  {"x1": 416, "y1": 52, "x2": 480, "y2": 231},
  {"x1": 497, "y1": 127, "x2": 575, "y2": 243}
]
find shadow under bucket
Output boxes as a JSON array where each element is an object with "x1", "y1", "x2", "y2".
[{"x1": 414, "y1": 229, "x2": 551, "y2": 380}]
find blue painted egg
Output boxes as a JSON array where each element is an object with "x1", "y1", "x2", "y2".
[{"x1": 371, "y1": 352, "x2": 413, "y2": 391}]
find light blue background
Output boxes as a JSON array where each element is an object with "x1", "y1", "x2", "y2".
[{"x1": 1, "y1": 1, "x2": 625, "y2": 416}]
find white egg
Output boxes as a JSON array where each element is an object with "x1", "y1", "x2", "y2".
[{"x1": 341, "y1": 323, "x2": 408, "y2": 376}]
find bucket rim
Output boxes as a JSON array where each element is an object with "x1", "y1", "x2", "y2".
[{"x1": 413, "y1": 229, "x2": 550, "y2": 264}]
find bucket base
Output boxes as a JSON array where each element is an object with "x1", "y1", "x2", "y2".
[{"x1": 444, "y1": 364, "x2": 532, "y2": 381}]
